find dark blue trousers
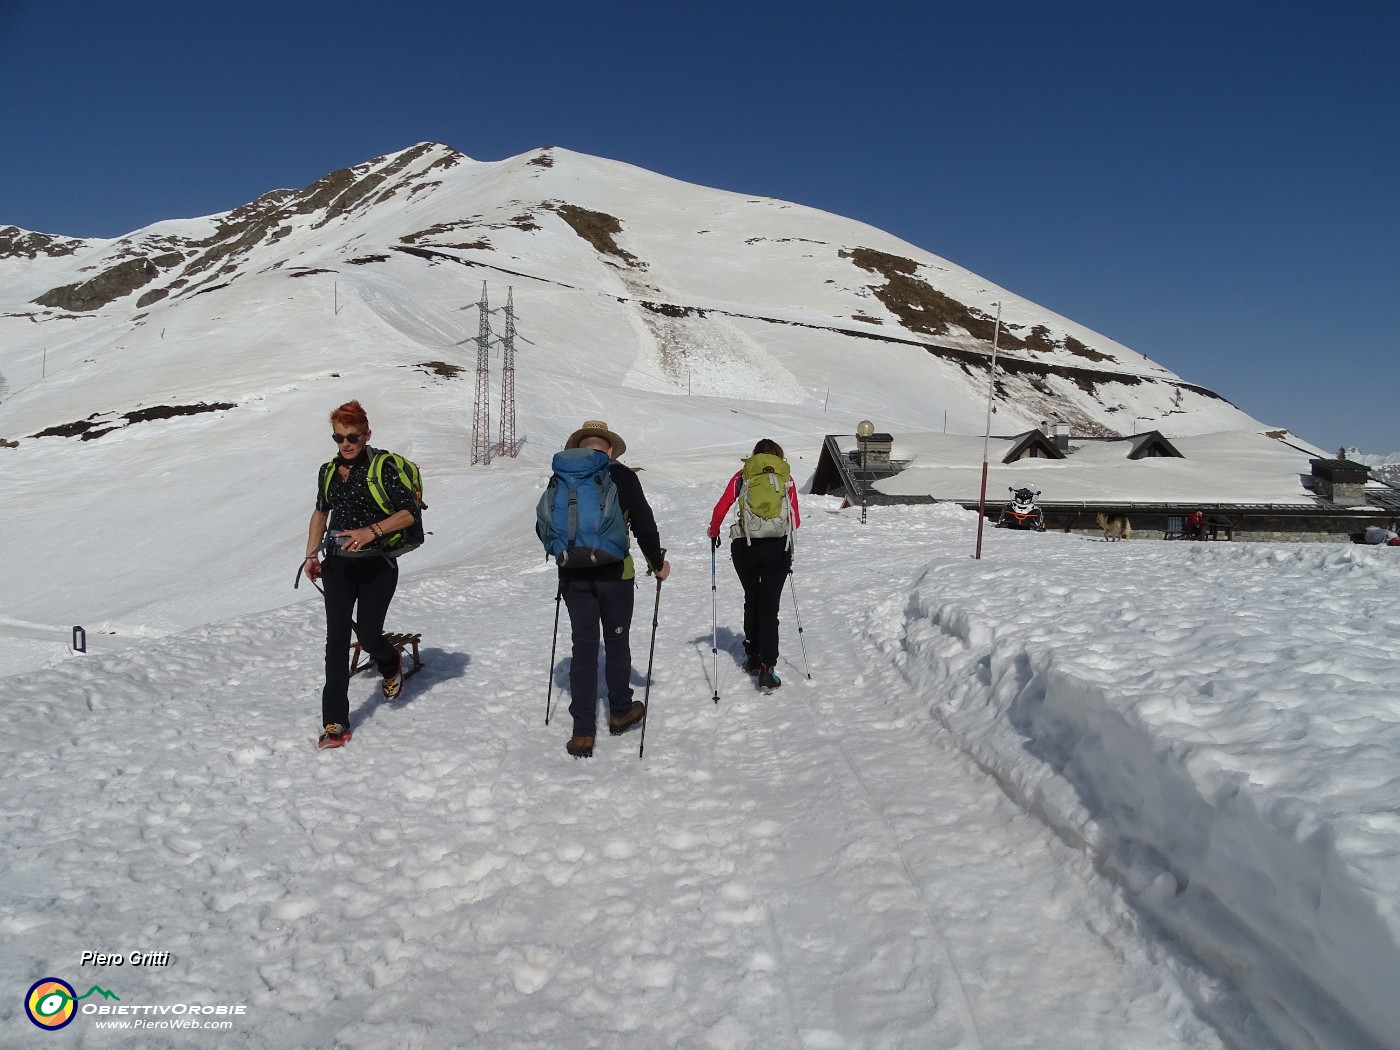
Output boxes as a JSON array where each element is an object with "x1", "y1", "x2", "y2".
[{"x1": 562, "y1": 578, "x2": 636, "y2": 736}]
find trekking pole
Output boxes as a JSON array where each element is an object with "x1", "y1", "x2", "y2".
[
  {"x1": 638, "y1": 548, "x2": 666, "y2": 759},
  {"x1": 545, "y1": 583, "x2": 563, "y2": 725},
  {"x1": 710, "y1": 543, "x2": 720, "y2": 704},
  {"x1": 787, "y1": 570, "x2": 813, "y2": 680}
]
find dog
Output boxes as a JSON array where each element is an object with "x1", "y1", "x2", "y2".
[{"x1": 1095, "y1": 513, "x2": 1132, "y2": 541}]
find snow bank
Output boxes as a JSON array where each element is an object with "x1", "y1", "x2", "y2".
[{"x1": 877, "y1": 524, "x2": 1400, "y2": 1050}]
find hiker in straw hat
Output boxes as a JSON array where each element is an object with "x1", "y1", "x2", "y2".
[{"x1": 543, "y1": 419, "x2": 669, "y2": 758}]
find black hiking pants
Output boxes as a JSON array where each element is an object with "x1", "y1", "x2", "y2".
[
  {"x1": 320, "y1": 554, "x2": 400, "y2": 728},
  {"x1": 730, "y1": 537, "x2": 791, "y2": 668},
  {"x1": 562, "y1": 578, "x2": 636, "y2": 736}
]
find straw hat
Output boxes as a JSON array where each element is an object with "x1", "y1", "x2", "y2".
[{"x1": 564, "y1": 419, "x2": 626, "y2": 458}]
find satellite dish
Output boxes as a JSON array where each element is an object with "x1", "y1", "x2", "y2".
[{"x1": 856, "y1": 420, "x2": 875, "y2": 438}]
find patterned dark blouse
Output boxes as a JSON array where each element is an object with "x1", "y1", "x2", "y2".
[{"x1": 315, "y1": 447, "x2": 418, "y2": 555}]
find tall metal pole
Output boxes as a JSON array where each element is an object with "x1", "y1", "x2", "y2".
[
  {"x1": 469, "y1": 282, "x2": 493, "y2": 465},
  {"x1": 497, "y1": 287, "x2": 517, "y2": 458},
  {"x1": 974, "y1": 302, "x2": 1003, "y2": 560}
]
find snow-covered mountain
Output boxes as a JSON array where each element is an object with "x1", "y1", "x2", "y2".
[
  {"x1": 1, "y1": 141, "x2": 1264, "y2": 442},
  {"x1": 5, "y1": 145, "x2": 1400, "y2": 1050},
  {"x1": 1347, "y1": 448, "x2": 1400, "y2": 488}
]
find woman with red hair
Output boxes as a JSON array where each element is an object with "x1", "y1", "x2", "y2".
[{"x1": 302, "y1": 400, "x2": 420, "y2": 749}]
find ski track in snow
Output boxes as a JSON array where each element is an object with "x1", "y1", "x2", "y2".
[{"x1": 1, "y1": 483, "x2": 1294, "y2": 1049}]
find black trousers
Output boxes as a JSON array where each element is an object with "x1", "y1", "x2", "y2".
[
  {"x1": 562, "y1": 578, "x2": 636, "y2": 736},
  {"x1": 320, "y1": 555, "x2": 399, "y2": 727},
  {"x1": 730, "y1": 537, "x2": 791, "y2": 667}
]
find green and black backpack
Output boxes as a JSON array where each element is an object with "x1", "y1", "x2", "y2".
[{"x1": 321, "y1": 450, "x2": 426, "y2": 555}]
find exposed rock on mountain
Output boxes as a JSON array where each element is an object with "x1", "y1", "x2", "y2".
[
  {"x1": 0, "y1": 225, "x2": 88, "y2": 260},
  {"x1": 33, "y1": 257, "x2": 160, "y2": 311}
]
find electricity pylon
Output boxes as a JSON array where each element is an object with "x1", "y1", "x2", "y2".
[
  {"x1": 498, "y1": 288, "x2": 518, "y2": 457},
  {"x1": 459, "y1": 282, "x2": 494, "y2": 466}
]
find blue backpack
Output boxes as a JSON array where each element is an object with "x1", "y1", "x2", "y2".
[{"x1": 536, "y1": 448, "x2": 629, "y2": 566}]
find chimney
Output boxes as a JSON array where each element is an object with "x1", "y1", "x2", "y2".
[
  {"x1": 1310, "y1": 457, "x2": 1369, "y2": 505},
  {"x1": 855, "y1": 420, "x2": 893, "y2": 466},
  {"x1": 1052, "y1": 421, "x2": 1071, "y2": 452}
]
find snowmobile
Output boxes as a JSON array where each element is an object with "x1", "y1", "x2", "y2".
[{"x1": 996, "y1": 487, "x2": 1046, "y2": 531}]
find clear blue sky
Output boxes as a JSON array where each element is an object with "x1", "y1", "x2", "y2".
[{"x1": 3, "y1": 0, "x2": 1396, "y2": 452}]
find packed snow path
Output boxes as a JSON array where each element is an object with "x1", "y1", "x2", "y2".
[{"x1": 3, "y1": 482, "x2": 1323, "y2": 1048}]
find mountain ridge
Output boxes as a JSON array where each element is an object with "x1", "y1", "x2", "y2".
[{"x1": 2, "y1": 141, "x2": 1260, "y2": 446}]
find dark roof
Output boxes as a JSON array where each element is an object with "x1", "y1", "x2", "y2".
[
  {"x1": 1310, "y1": 458, "x2": 1370, "y2": 482},
  {"x1": 1126, "y1": 431, "x2": 1184, "y2": 459},
  {"x1": 1001, "y1": 430, "x2": 1065, "y2": 463}
]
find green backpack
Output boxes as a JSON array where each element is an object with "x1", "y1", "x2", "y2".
[
  {"x1": 734, "y1": 453, "x2": 792, "y2": 545},
  {"x1": 321, "y1": 450, "x2": 426, "y2": 554}
]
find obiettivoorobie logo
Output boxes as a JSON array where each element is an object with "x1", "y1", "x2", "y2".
[{"x1": 24, "y1": 978, "x2": 120, "y2": 1031}]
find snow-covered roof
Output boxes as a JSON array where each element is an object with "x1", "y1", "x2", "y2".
[{"x1": 869, "y1": 429, "x2": 1331, "y2": 505}]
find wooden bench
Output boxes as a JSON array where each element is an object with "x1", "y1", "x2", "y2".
[
  {"x1": 350, "y1": 632, "x2": 423, "y2": 678},
  {"x1": 1205, "y1": 519, "x2": 1235, "y2": 541}
]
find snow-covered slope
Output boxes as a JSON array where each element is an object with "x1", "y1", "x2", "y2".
[
  {"x1": 4, "y1": 480, "x2": 1399, "y2": 1050},
  {"x1": 3, "y1": 145, "x2": 1400, "y2": 1050},
  {"x1": 0, "y1": 143, "x2": 1277, "y2": 651}
]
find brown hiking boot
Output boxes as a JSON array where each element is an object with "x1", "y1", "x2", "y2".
[
  {"x1": 566, "y1": 735, "x2": 595, "y2": 758},
  {"x1": 607, "y1": 701, "x2": 646, "y2": 736}
]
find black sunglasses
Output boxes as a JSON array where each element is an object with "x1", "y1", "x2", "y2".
[{"x1": 332, "y1": 432, "x2": 364, "y2": 445}]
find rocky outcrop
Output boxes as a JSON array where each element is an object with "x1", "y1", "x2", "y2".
[
  {"x1": 31, "y1": 257, "x2": 159, "y2": 311},
  {"x1": 0, "y1": 226, "x2": 87, "y2": 260}
]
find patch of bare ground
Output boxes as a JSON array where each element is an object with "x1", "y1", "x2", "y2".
[
  {"x1": 414, "y1": 361, "x2": 464, "y2": 379},
  {"x1": 347, "y1": 255, "x2": 390, "y2": 265},
  {"x1": 547, "y1": 203, "x2": 640, "y2": 266},
  {"x1": 528, "y1": 149, "x2": 555, "y2": 168},
  {"x1": 123, "y1": 402, "x2": 235, "y2": 424},
  {"x1": 288, "y1": 268, "x2": 335, "y2": 278},
  {"x1": 3, "y1": 311, "x2": 85, "y2": 323},
  {"x1": 403, "y1": 221, "x2": 475, "y2": 243},
  {"x1": 402, "y1": 221, "x2": 494, "y2": 249},
  {"x1": 1063, "y1": 335, "x2": 1113, "y2": 362},
  {"x1": 851, "y1": 313, "x2": 883, "y2": 325},
  {"x1": 1024, "y1": 325, "x2": 1057, "y2": 352},
  {"x1": 639, "y1": 301, "x2": 703, "y2": 318},
  {"x1": 31, "y1": 402, "x2": 236, "y2": 441},
  {"x1": 32, "y1": 416, "x2": 106, "y2": 439},
  {"x1": 842, "y1": 247, "x2": 1116, "y2": 362},
  {"x1": 842, "y1": 247, "x2": 1019, "y2": 345}
]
